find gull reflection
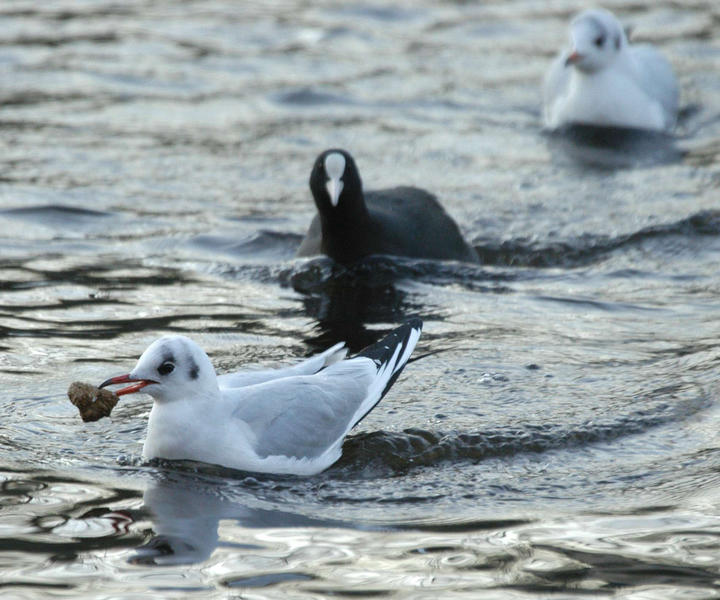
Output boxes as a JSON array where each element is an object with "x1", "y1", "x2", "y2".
[
  {"x1": 544, "y1": 124, "x2": 682, "y2": 169},
  {"x1": 131, "y1": 468, "x2": 345, "y2": 565}
]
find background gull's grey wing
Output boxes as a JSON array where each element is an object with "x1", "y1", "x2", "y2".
[
  {"x1": 217, "y1": 342, "x2": 346, "y2": 389},
  {"x1": 628, "y1": 44, "x2": 679, "y2": 129},
  {"x1": 543, "y1": 51, "x2": 572, "y2": 127},
  {"x1": 229, "y1": 319, "x2": 422, "y2": 460},
  {"x1": 297, "y1": 214, "x2": 322, "y2": 257}
]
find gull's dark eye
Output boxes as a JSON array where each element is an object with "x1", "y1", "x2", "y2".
[
  {"x1": 157, "y1": 362, "x2": 175, "y2": 376},
  {"x1": 594, "y1": 35, "x2": 605, "y2": 48}
]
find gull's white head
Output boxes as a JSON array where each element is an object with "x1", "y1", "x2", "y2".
[
  {"x1": 566, "y1": 8, "x2": 626, "y2": 73},
  {"x1": 100, "y1": 335, "x2": 218, "y2": 403},
  {"x1": 324, "y1": 152, "x2": 346, "y2": 207}
]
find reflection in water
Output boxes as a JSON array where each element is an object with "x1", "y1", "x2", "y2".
[
  {"x1": 544, "y1": 124, "x2": 683, "y2": 169},
  {"x1": 133, "y1": 469, "x2": 347, "y2": 565},
  {"x1": 4, "y1": 468, "x2": 720, "y2": 595},
  {"x1": 289, "y1": 256, "x2": 428, "y2": 352}
]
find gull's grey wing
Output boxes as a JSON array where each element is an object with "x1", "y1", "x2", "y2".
[
  {"x1": 217, "y1": 342, "x2": 346, "y2": 389},
  {"x1": 226, "y1": 318, "x2": 421, "y2": 462},
  {"x1": 228, "y1": 358, "x2": 377, "y2": 459},
  {"x1": 628, "y1": 45, "x2": 679, "y2": 128}
]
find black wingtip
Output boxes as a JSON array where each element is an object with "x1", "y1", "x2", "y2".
[
  {"x1": 404, "y1": 317, "x2": 423, "y2": 331},
  {"x1": 355, "y1": 318, "x2": 422, "y2": 399},
  {"x1": 355, "y1": 318, "x2": 422, "y2": 365},
  {"x1": 349, "y1": 318, "x2": 423, "y2": 430}
]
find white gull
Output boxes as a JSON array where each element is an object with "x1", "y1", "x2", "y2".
[
  {"x1": 100, "y1": 319, "x2": 422, "y2": 476},
  {"x1": 543, "y1": 8, "x2": 679, "y2": 132}
]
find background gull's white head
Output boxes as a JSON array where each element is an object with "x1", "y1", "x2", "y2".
[{"x1": 566, "y1": 8, "x2": 627, "y2": 73}]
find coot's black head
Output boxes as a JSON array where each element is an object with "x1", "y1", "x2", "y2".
[{"x1": 309, "y1": 149, "x2": 363, "y2": 214}]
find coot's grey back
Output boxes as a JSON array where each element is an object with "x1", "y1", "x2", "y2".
[{"x1": 364, "y1": 187, "x2": 479, "y2": 263}]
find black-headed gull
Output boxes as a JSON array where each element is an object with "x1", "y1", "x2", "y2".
[
  {"x1": 297, "y1": 149, "x2": 479, "y2": 264},
  {"x1": 543, "y1": 8, "x2": 679, "y2": 132},
  {"x1": 100, "y1": 319, "x2": 422, "y2": 476}
]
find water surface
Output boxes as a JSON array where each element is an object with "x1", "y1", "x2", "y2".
[{"x1": 1, "y1": 0, "x2": 720, "y2": 597}]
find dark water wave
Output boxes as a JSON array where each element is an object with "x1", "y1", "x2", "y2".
[
  {"x1": 0, "y1": 311, "x2": 277, "y2": 343},
  {"x1": 336, "y1": 386, "x2": 709, "y2": 474},
  {"x1": 0, "y1": 258, "x2": 307, "y2": 345},
  {"x1": 136, "y1": 382, "x2": 708, "y2": 488},
  {"x1": 521, "y1": 544, "x2": 720, "y2": 592},
  {"x1": 0, "y1": 306, "x2": 306, "y2": 347},
  {"x1": 222, "y1": 210, "x2": 720, "y2": 283},
  {"x1": 272, "y1": 88, "x2": 355, "y2": 106},
  {"x1": 0, "y1": 260, "x2": 194, "y2": 292},
  {"x1": 5, "y1": 204, "x2": 716, "y2": 284},
  {"x1": 191, "y1": 230, "x2": 301, "y2": 261},
  {"x1": 475, "y1": 210, "x2": 720, "y2": 268},
  {"x1": 284, "y1": 255, "x2": 514, "y2": 292},
  {"x1": 0, "y1": 205, "x2": 111, "y2": 221}
]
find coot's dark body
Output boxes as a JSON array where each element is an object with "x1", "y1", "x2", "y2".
[{"x1": 297, "y1": 149, "x2": 479, "y2": 265}]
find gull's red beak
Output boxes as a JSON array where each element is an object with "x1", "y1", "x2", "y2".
[
  {"x1": 99, "y1": 374, "x2": 157, "y2": 396},
  {"x1": 565, "y1": 50, "x2": 582, "y2": 66}
]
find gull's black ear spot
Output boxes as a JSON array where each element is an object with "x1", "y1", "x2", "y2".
[
  {"x1": 615, "y1": 35, "x2": 621, "y2": 50},
  {"x1": 188, "y1": 358, "x2": 199, "y2": 380}
]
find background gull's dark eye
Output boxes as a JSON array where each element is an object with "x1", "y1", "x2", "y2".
[
  {"x1": 158, "y1": 362, "x2": 175, "y2": 376},
  {"x1": 594, "y1": 35, "x2": 605, "y2": 48}
]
